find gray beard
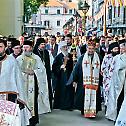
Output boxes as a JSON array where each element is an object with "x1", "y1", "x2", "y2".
[{"x1": 23, "y1": 51, "x2": 32, "y2": 57}]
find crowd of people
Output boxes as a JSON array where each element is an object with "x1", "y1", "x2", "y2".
[{"x1": 0, "y1": 31, "x2": 125, "y2": 126}]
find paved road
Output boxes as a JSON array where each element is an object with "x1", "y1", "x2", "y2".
[{"x1": 37, "y1": 109, "x2": 114, "y2": 126}]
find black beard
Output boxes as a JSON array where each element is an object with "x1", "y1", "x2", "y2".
[
  {"x1": 39, "y1": 48, "x2": 44, "y2": 51},
  {"x1": 88, "y1": 53, "x2": 94, "y2": 57},
  {"x1": 112, "y1": 51, "x2": 119, "y2": 56},
  {"x1": 0, "y1": 52, "x2": 5, "y2": 57}
]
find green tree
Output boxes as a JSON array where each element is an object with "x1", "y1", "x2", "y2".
[{"x1": 24, "y1": 0, "x2": 49, "y2": 22}]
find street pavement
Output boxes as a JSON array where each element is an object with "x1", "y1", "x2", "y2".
[{"x1": 37, "y1": 109, "x2": 114, "y2": 126}]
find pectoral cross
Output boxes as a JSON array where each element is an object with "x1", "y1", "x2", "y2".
[
  {"x1": 95, "y1": 61, "x2": 99, "y2": 68},
  {"x1": 84, "y1": 61, "x2": 89, "y2": 67}
]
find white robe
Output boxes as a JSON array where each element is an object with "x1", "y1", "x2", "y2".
[
  {"x1": 0, "y1": 55, "x2": 26, "y2": 103},
  {"x1": 82, "y1": 52, "x2": 100, "y2": 117},
  {"x1": 0, "y1": 100, "x2": 21, "y2": 126},
  {"x1": 106, "y1": 54, "x2": 126, "y2": 121},
  {"x1": 101, "y1": 54, "x2": 113, "y2": 105},
  {"x1": 115, "y1": 96, "x2": 126, "y2": 126},
  {"x1": 0, "y1": 55, "x2": 27, "y2": 126},
  {"x1": 17, "y1": 53, "x2": 51, "y2": 115}
]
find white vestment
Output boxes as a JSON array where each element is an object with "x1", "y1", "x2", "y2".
[
  {"x1": 0, "y1": 55, "x2": 26, "y2": 103},
  {"x1": 106, "y1": 54, "x2": 126, "y2": 121},
  {"x1": 0, "y1": 55, "x2": 28, "y2": 125},
  {"x1": 101, "y1": 54, "x2": 113, "y2": 105},
  {"x1": 115, "y1": 96, "x2": 126, "y2": 126},
  {"x1": 82, "y1": 52, "x2": 100, "y2": 117},
  {"x1": 0, "y1": 100, "x2": 21, "y2": 126},
  {"x1": 17, "y1": 53, "x2": 51, "y2": 116}
]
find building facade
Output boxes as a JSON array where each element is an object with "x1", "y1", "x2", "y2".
[
  {"x1": 87, "y1": 0, "x2": 126, "y2": 36},
  {"x1": 35, "y1": 0, "x2": 78, "y2": 35},
  {"x1": 0, "y1": 0, "x2": 23, "y2": 37}
]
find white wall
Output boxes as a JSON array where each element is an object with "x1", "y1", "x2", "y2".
[
  {"x1": 36, "y1": 6, "x2": 74, "y2": 35},
  {"x1": 0, "y1": 0, "x2": 23, "y2": 37}
]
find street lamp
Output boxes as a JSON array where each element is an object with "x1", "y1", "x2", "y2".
[
  {"x1": 78, "y1": 0, "x2": 90, "y2": 35},
  {"x1": 73, "y1": 10, "x2": 79, "y2": 36}
]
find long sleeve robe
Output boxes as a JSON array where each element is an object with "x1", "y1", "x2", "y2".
[
  {"x1": 67, "y1": 54, "x2": 102, "y2": 113},
  {"x1": 52, "y1": 53, "x2": 74, "y2": 110}
]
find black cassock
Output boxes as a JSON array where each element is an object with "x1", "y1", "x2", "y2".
[
  {"x1": 52, "y1": 53, "x2": 74, "y2": 110},
  {"x1": 67, "y1": 54, "x2": 102, "y2": 114}
]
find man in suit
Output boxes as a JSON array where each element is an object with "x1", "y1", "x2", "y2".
[{"x1": 47, "y1": 35, "x2": 58, "y2": 58}]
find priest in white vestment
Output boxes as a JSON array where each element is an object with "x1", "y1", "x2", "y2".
[
  {"x1": 0, "y1": 38, "x2": 27, "y2": 126},
  {"x1": 67, "y1": 39, "x2": 101, "y2": 118},
  {"x1": 101, "y1": 42, "x2": 119, "y2": 106},
  {"x1": 17, "y1": 40, "x2": 50, "y2": 125},
  {"x1": 82, "y1": 40, "x2": 100, "y2": 117},
  {"x1": 106, "y1": 39, "x2": 126, "y2": 121}
]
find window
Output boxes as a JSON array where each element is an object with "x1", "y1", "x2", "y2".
[
  {"x1": 45, "y1": 9, "x2": 48, "y2": 14},
  {"x1": 123, "y1": 7, "x2": 126, "y2": 24},
  {"x1": 40, "y1": 21, "x2": 42, "y2": 25},
  {"x1": 118, "y1": 6, "x2": 120, "y2": 17},
  {"x1": 57, "y1": 9, "x2": 60, "y2": 14},
  {"x1": 69, "y1": 9, "x2": 72, "y2": 14},
  {"x1": 57, "y1": 21, "x2": 60, "y2": 26},
  {"x1": 108, "y1": 6, "x2": 112, "y2": 19},
  {"x1": 114, "y1": 7, "x2": 116, "y2": 18},
  {"x1": 44, "y1": 20, "x2": 50, "y2": 27}
]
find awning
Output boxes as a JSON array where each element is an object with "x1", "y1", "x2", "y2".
[
  {"x1": 108, "y1": 24, "x2": 126, "y2": 28},
  {"x1": 24, "y1": 24, "x2": 46, "y2": 29}
]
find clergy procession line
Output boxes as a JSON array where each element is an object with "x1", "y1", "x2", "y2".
[{"x1": 0, "y1": 32, "x2": 125, "y2": 126}]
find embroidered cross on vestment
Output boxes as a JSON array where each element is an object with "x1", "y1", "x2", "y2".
[
  {"x1": 95, "y1": 61, "x2": 99, "y2": 68},
  {"x1": 84, "y1": 61, "x2": 89, "y2": 67}
]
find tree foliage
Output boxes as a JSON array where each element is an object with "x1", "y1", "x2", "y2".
[{"x1": 24, "y1": 0, "x2": 49, "y2": 22}]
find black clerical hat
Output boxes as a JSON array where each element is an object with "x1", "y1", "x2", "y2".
[
  {"x1": 23, "y1": 40, "x2": 33, "y2": 46},
  {"x1": 7, "y1": 38, "x2": 16, "y2": 42},
  {"x1": 11, "y1": 40, "x2": 20, "y2": 48},
  {"x1": 108, "y1": 42, "x2": 119, "y2": 52},
  {"x1": 36, "y1": 38, "x2": 45, "y2": 46}
]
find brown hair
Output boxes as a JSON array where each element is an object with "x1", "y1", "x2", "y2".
[{"x1": 0, "y1": 39, "x2": 7, "y2": 47}]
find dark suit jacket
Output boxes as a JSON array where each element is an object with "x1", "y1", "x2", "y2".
[{"x1": 52, "y1": 44, "x2": 58, "y2": 58}]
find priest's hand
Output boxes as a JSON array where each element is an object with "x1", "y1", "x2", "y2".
[
  {"x1": 60, "y1": 64, "x2": 66, "y2": 71},
  {"x1": 60, "y1": 64, "x2": 66, "y2": 69},
  {"x1": 73, "y1": 82, "x2": 77, "y2": 87}
]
